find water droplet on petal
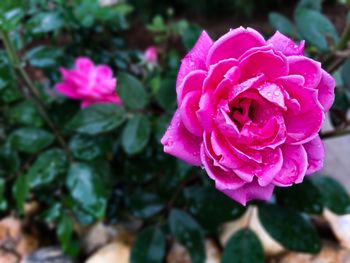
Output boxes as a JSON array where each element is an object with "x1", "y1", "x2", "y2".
[{"x1": 167, "y1": 139, "x2": 174, "y2": 147}]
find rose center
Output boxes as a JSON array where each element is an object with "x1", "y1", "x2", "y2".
[{"x1": 229, "y1": 98, "x2": 253, "y2": 128}]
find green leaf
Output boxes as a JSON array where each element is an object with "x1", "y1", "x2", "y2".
[
  {"x1": 42, "y1": 203, "x2": 62, "y2": 224},
  {"x1": 0, "y1": 8, "x2": 24, "y2": 32},
  {"x1": 268, "y1": 12, "x2": 295, "y2": 36},
  {"x1": 0, "y1": 145, "x2": 19, "y2": 172},
  {"x1": 69, "y1": 134, "x2": 110, "y2": 161},
  {"x1": 118, "y1": 72, "x2": 149, "y2": 110},
  {"x1": 121, "y1": 114, "x2": 151, "y2": 155},
  {"x1": 6, "y1": 101, "x2": 44, "y2": 127},
  {"x1": 296, "y1": 0, "x2": 322, "y2": 12},
  {"x1": 29, "y1": 12, "x2": 63, "y2": 34},
  {"x1": 156, "y1": 76, "x2": 176, "y2": 113},
  {"x1": 221, "y1": 229, "x2": 264, "y2": 263},
  {"x1": 9, "y1": 128, "x2": 54, "y2": 153},
  {"x1": 168, "y1": 209, "x2": 205, "y2": 263},
  {"x1": 0, "y1": 84, "x2": 22, "y2": 103},
  {"x1": 73, "y1": 0, "x2": 132, "y2": 28},
  {"x1": 25, "y1": 46, "x2": 63, "y2": 68},
  {"x1": 66, "y1": 163, "x2": 108, "y2": 219},
  {"x1": 181, "y1": 24, "x2": 202, "y2": 51},
  {"x1": 341, "y1": 59, "x2": 350, "y2": 91},
  {"x1": 275, "y1": 178, "x2": 323, "y2": 214},
  {"x1": 0, "y1": 0, "x2": 24, "y2": 13},
  {"x1": 130, "y1": 227, "x2": 166, "y2": 263},
  {"x1": 128, "y1": 190, "x2": 164, "y2": 219},
  {"x1": 185, "y1": 186, "x2": 245, "y2": 232},
  {"x1": 27, "y1": 149, "x2": 67, "y2": 189},
  {"x1": 310, "y1": 175, "x2": 350, "y2": 214},
  {"x1": 12, "y1": 175, "x2": 29, "y2": 213},
  {"x1": 57, "y1": 217, "x2": 73, "y2": 253},
  {"x1": 147, "y1": 15, "x2": 166, "y2": 33},
  {"x1": 295, "y1": 8, "x2": 339, "y2": 51},
  {"x1": 0, "y1": 178, "x2": 7, "y2": 211},
  {"x1": 258, "y1": 204, "x2": 321, "y2": 253},
  {"x1": 67, "y1": 104, "x2": 125, "y2": 135}
]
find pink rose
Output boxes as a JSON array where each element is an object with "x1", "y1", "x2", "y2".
[
  {"x1": 144, "y1": 46, "x2": 157, "y2": 64},
  {"x1": 161, "y1": 27, "x2": 335, "y2": 205},
  {"x1": 55, "y1": 57, "x2": 122, "y2": 108}
]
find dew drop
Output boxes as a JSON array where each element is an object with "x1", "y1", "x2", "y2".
[{"x1": 167, "y1": 139, "x2": 174, "y2": 147}]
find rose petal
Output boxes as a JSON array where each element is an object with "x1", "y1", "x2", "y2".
[
  {"x1": 229, "y1": 74, "x2": 265, "y2": 99},
  {"x1": 317, "y1": 70, "x2": 336, "y2": 112},
  {"x1": 206, "y1": 27, "x2": 265, "y2": 66},
  {"x1": 239, "y1": 49, "x2": 288, "y2": 80},
  {"x1": 210, "y1": 130, "x2": 244, "y2": 170},
  {"x1": 303, "y1": 135, "x2": 324, "y2": 175},
  {"x1": 201, "y1": 143, "x2": 246, "y2": 190},
  {"x1": 81, "y1": 100, "x2": 93, "y2": 108},
  {"x1": 277, "y1": 75, "x2": 324, "y2": 144},
  {"x1": 273, "y1": 144, "x2": 308, "y2": 187},
  {"x1": 55, "y1": 83, "x2": 80, "y2": 99},
  {"x1": 219, "y1": 179, "x2": 275, "y2": 206},
  {"x1": 180, "y1": 91, "x2": 203, "y2": 136},
  {"x1": 267, "y1": 31, "x2": 305, "y2": 56},
  {"x1": 258, "y1": 82, "x2": 286, "y2": 110},
  {"x1": 256, "y1": 147, "x2": 283, "y2": 186},
  {"x1": 288, "y1": 56, "x2": 322, "y2": 89},
  {"x1": 75, "y1": 57, "x2": 94, "y2": 73},
  {"x1": 161, "y1": 110, "x2": 202, "y2": 166},
  {"x1": 177, "y1": 70, "x2": 206, "y2": 105},
  {"x1": 177, "y1": 31, "x2": 213, "y2": 87},
  {"x1": 96, "y1": 65, "x2": 113, "y2": 78},
  {"x1": 197, "y1": 91, "x2": 215, "y2": 132},
  {"x1": 203, "y1": 59, "x2": 238, "y2": 92}
]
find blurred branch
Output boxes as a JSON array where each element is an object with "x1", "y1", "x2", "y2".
[
  {"x1": 165, "y1": 173, "x2": 198, "y2": 213},
  {"x1": 0, "y1": 31, "x2": 72, "y2": 160},
  {"x1": 320, "y1": 127, "x2": 350, "y2": 139},
  {"x1": 324, "y1": 23, "x2": 350, "y2": 73}
]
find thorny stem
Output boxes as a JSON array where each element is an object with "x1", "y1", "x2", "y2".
[{"x1": 0, "y1": 31, "x2": 72, "y2": 159}]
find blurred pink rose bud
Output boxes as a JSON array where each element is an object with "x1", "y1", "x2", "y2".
[
  {"x1": 161, "y1": 27, "x2": 335, "y2": 205},
  {"x1": 144, "y1": 46, "x2": 158, "y2": 64},
  {"x1": 55, "y1": 57, "x2": 122, "y2": 108}
]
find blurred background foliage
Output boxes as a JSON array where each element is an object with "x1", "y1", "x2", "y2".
[{"x1": 0, "y1": 0, "x2": 350, "y2": 262}]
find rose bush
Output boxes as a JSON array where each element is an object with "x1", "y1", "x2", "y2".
[
  {"x1": 55, "y1": 57, "x2": 122, "y2": 108},
  {"x1": 161, "y1": 27, "x2": 335, "y2": 205}
]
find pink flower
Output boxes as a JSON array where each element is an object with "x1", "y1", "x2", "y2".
[
  {"x1": 55, "y1": 57, "x2": 122, "y2": 108},
  {"x1": 144, "y1": 46, "x2": 157, "y2": 64},
  {"x1": 161, "y1": 28, "x2": 335, "y2": 205}
]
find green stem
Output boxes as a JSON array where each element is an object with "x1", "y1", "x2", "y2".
[{"x1": 0, "y1": 31, "x2": 72, "y2": 159}]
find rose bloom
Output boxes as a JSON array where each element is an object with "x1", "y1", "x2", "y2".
[
  {"x1": 144, "y1": 46, "x2": 158, "y2": 64},
  {"x1": 161, "y1": 27, "x2": 335, "y2": 205},
  {"x1": 56, "y1": 57, "x2": 122, "y2": 108}
]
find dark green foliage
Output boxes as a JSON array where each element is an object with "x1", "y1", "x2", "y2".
[
  {"x1": 0, "y1": 0, "x2": 348, "y2": 260},
  {"x1": 221, "y1": 229, "x2": 264, "y2": 263}
]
